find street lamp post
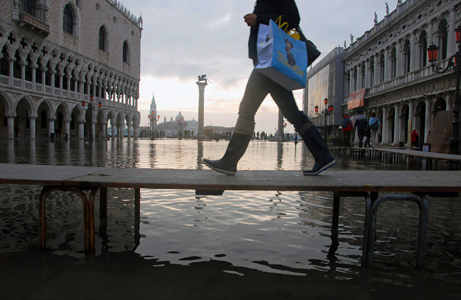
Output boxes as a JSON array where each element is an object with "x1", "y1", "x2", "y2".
[
  {"x1": 315, "y1": 98, "x2": 334, "y2": 141},
  {"x1": 427, "y1": 25, "x2": 461, "y2": 154}
]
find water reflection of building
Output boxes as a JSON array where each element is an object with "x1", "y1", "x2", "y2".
[
  {"x1": 0, "y1": 0, "x2": 142, "y2": 139},
  {"x1": 306, "y1": 0, "x2": 460, "y2": 153}
]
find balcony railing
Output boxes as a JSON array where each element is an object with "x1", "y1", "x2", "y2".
[{"x1": 0, "y1": 76, "x2": 138, "y2": 111}]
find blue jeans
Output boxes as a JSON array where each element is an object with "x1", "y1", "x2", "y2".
[{"x1": 234, "y1": 69, "x2": 310, "y2": 135}]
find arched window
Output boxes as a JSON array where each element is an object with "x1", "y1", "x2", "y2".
[
  {"x1": 63, "y1": 5, "x2": 74, "y2": 35},
  {"x1": 99, "y1": 26, "x2": 107, "y2": 51},
  {"x1": 123, "y1": 41, "x2": 130, "y2": 64}
]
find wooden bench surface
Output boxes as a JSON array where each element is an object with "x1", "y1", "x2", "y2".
[{"x1": 1, "y1": 163, "x2": 460, "y2": 193}]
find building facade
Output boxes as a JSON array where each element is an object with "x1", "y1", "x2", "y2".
[
  {"x1": 304, "y1": 47, "x2": 344, "y2": 139},
  {"x1": 0, "y1": 0, "x2": 142, "y2": 139},
  {"x1": 155, "y1": 112, "x2": 199, "y2": 138},
  {"x1": 342, "y1": 0, "x2": 460, "y2": 151}
]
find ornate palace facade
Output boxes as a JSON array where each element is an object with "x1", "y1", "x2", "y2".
[
  {"x1": 343, "y1": 0, "x2": 460, "y2": 150},
  {"x1": 0, "y1": 0, "x2": 142, "y2": 139}
]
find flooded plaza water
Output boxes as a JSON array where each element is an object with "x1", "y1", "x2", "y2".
[{"x1": 0, "y1": 138, "x2": 460, "y2": 299}]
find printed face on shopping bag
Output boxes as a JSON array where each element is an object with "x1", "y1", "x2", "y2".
[{"x1": 284, "y1": 39, "x2": 296, "y2": 67}]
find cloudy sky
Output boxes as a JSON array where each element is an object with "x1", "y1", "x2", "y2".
[{"x1": 125, "y1": 0, "x2": 398, "y2": 133}]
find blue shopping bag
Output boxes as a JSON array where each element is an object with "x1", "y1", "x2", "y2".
[{"x1": 255, "y1": 20, "x2": 308, "y2": 90}]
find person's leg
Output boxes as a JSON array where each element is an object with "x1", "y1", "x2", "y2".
[
  {"x1": 203, "y1": 70, "x2": 269, "y2": 175},
  {"x1": 269, "y1": 84, "x2": 335, "y2": 176},
  {"x1": 358, "y1": 131, "x2": 364, "y2": 147},
  {"x1": 371, "y1": 130, "x2": 376, "y2": 148}
]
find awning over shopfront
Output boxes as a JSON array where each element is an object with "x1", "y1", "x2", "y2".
[{"x1": 347, "y1": 88, "x2": 366, "y2": 110}]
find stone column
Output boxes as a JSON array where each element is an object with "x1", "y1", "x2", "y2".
[
  {"x1": 383, "y1": 49, "x2": 389, "y2": 81},
  {"x1": 7, "y1": 114, "x2": 15, "y2": 139},
  {"x1": 64, "y1": 118, "x2": 71, "y2": 138},
  {"x1": 19, "y1": 60, "x2": 26, "y2": 89},
  {"x1": 78, "y1": 121, "x2": 85, "y2": 139},
  {"x1": 374, "y1": 54, "x2": 379, "y2": 85},
  {"x1": 393, "y1": 103, "x2": 400, "y2": 145},
  {"x1": 58, "y1": 69, "x2": 63, "y2": 96},
  {"x1": 29, "y1": 117, "x2": 36, "y2": 138},
  {"x1": 424, "y1": 97, "x2": 432, "y2": 142},
  {"x1": 31, "y1": 63, "x2": 37, "y2": 90},
  {"x1": 8, "y1": 58, "x2": 14, "y2": 86},
  {"x1": 410, "y1": 32, "x2": 417, "y2": 72},
  {"x1": 409, "y1": 100, "x2": 415, "y2": 131},
  {"x1": 447, "y1": 7, "x2": 456, "y2": 57},
  {"x1": 196, "y1": 79, "x2": 208, "y2": 138},
  {"x1": 133, "y1": 125, "x2": 139, "y2": 140},
  {"x1": 40, "y1": 66, "x2": 47, "y2": 93},
  {"x1": 48, "y1": 118, "x2": 55, "y2": 137},
  {"x1": 91, "y1": 121, "x2": 96, "y2": 140},
  {"x1": 382, "y1": 106, "x2": 388, "y2": 145},
  {"x1": 395, "y1": 41, "x2": 402, "y2": 77},
  {"x1": 101, "y1": 123, "x2": 107, "y2": 138},
  {"x1": 111, "y1": 120, "x2": 117, "y2": 140}
]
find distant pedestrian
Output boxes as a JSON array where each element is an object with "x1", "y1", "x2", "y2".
[
  {"x1": 369, "y1": 112, "x2": 380, "y2": 148},
  {"x1": 411, "y1": 129, "x2": 419, "y2": 148},
  {"x1": 354, "y1": 111, "x2": 368, "y2": 147},
  {"x1": 341, "y1": 114, "x2": 353, "y2": 147}
]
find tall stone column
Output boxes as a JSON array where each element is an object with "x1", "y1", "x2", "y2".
[
  {"x1": 277, "y1": 109, "x2": 284, "y2": 141},
  {"x1": 196, "y1": 78, "x2": 208, "y2": 138}
]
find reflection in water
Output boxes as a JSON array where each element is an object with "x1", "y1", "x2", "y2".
[{"x1": 0, "y1": 138, "x2": 460, "y2": 298}]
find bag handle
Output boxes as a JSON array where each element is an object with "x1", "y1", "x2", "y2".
[
  {"x1": 275, "y1": 16, "x2": 300, "y2": 40},
  {"x1": 275, "y1": 16, "x2": 289, "y2": 32}
]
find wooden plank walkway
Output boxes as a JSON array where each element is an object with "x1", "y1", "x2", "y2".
[
  {"x1": 332, "y1": 146, "x2": 461, "y2": 170},
  {"x1": 1, "y1": 163, "x2": 460, "y2": 268}
]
